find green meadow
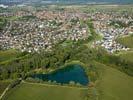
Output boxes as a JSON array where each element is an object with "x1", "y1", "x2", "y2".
[
  {"x1": 95, "y1": 62, "x2": 133, "y2": 100},
  {"x1": 3, "y1": 82, "x2": 88, "y2": 100}
]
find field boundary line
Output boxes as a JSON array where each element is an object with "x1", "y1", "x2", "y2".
[{"x1": 22, "y1": 80, "x2": 88, "y2": 89}]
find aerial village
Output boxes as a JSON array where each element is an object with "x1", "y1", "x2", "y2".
[{"x1": 0, "y1": 8, "x2": 133, "y2": 53}]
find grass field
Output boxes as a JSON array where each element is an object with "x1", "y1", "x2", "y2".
[
  {"x1": 116, "y1": 35, "x2": 133, "y2": 48},
  {"x1": 3, "y1": 82, "x2": 88, "y2": 100},
  {"x1": 95, "y1": 62, "x2": 133, "y2": 100}
]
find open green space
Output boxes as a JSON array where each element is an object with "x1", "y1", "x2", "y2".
[
  {"x1": 116, "y1": 35, "x2": 133, "y2": 48},
  {"x1": 3, "y1": 82, "x2": 88, "y2": 100},
  {"x1": 95, "y1": 62, "x2": 133, "y2": 100}
]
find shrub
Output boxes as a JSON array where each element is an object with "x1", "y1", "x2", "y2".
[{"x1": 9, "y1": 79, "x2": 21, "y2": 89}]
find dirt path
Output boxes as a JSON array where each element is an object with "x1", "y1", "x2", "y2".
[{"x1": 0, "y1": 85, "x2": 10, "y2": 100}]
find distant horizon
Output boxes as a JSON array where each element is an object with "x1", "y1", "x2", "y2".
[{"x1": 0, "y1": 0, "x2": 133, "y2": 5}]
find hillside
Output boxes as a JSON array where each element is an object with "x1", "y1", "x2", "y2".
[{"x1": 95, "y1": 62, "x2": 133, "y2": 100}]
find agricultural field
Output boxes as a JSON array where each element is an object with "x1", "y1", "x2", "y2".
[
  {"x1": 3, "y1": 82, "x2": 88, "y2": 100},
  {"x1": 116, "y1": 35, "x2": 133, "y2": 48},
  {"x1": 95, "y1": 62, "x2": 133, "y2": 100}
]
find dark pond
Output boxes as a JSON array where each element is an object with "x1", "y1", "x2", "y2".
[{"x1": 31, "y1": 64, "x2": 89, "y2": 86}]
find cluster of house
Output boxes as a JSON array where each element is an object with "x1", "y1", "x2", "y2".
[
  {"x1": 93, "y1": 12, "x2": 133, "y2": 53},
  {"x1": 0, "y1": 10, "x2": 32, "y2": 17},
  {"x1": 36, "y1": 10, "x2": 88, "y2": 21},
  {"x1": 0, "y1": 9, "x2": 132, "y2": 53},
  {"x1": 0, "y1": 10, "x2": 89, "y2": 52}
]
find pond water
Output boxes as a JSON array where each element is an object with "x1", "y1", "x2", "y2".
[{"x1": 31, "y1": 64, "x2": 89, "y2": 85}]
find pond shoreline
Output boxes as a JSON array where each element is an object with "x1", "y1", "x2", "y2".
[{"x1": 27, "y1": 61, "x2": 89, "y2": 86}]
